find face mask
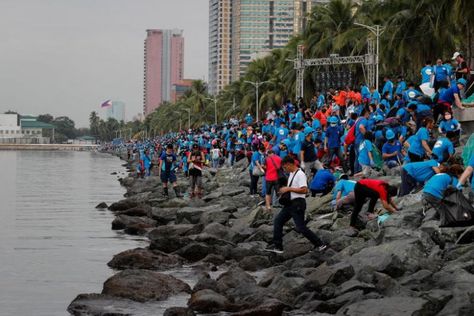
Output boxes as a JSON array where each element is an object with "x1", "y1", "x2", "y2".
[
  {"x1": 445, "y1": 115, "x2": 452, "y2": 120},
  {"x1": 330, "y1": 123, "x2": 337, "y2": 127}
]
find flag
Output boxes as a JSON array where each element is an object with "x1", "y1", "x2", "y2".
[{"x1": 101, "y1": 100, "x2": 112, "y2": 108}]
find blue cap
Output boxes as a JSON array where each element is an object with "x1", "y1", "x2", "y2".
[
  {"x1": 328, "y1": 116, "x2": 338, "y2": 124},
  {"x1": 304, "y1": 127, "x2": 314, "y2": 136},
  {"x1": 386, "y1": 129, "x2": 395, "y2": 140},
  {"x1": 457, "y1": 78, "x2": 467, "y2": 86},
  {"x1": 374, "y1": 115, "x2": 384, "y2": 122}
]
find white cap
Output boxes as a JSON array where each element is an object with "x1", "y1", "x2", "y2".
[{"x1": 452, "y1": 52, "x2": 461, "y2": 60}]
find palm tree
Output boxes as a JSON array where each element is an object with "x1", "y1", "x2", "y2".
[{"x1": 89, "y1": 111, "x2": 100, "y2": 140}]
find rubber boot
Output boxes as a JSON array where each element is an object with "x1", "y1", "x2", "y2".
[
  {"x1": 174, "y1": 187, "x2": 183, "y2": 198},
  {"x1": 163, "y1": 187, "x2": 169, "y2": 198}
]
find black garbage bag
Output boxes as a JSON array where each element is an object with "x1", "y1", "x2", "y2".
[{"x1": 440, "y1": 188, "x2": 474, "y2": 227}]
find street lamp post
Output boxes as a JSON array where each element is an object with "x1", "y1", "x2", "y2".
[
  {"x1": 173, "y1": 111, "x2": 182, "y2": 131},
  {"x1": 354, "y1": 22, "x2": 385, "y2": 91},
  {"x1": 244, "y1": 80, "x2": 270, "y2": 122},
  {"x1": 205, "y1": 97, "x2": 218, "y2": 126}
]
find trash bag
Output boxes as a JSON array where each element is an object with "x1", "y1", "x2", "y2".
[
  {"x1": 440, "y1": 188, "x2": 474, "y2": 227},
  {"x1": 371, "y1": 146, "x2": 383, "y2": 170}
]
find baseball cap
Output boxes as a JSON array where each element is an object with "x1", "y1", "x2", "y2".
[
  {"x1": 457, "y1": 78, "x2": 467, "y2": 86},
  {"x1": 452, "y1": 52, "x2": 461, "y2": 60}
]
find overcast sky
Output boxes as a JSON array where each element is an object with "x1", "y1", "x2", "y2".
[{"x1": 0, "y1": 0, "x2": 208, "y2": 127}]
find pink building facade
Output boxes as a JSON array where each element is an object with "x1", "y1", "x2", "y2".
[{"x1": 144, "y1": 29, "x2": 184, "y2": 116}]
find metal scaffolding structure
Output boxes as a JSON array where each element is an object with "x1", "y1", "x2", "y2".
[{"x1": 292, "y1": 40, "x2": 376, "y2": 99}]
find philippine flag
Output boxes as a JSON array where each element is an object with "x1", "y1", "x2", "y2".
[{"x1": 101, "y1": 100, "x2": 112, "y2": 108}]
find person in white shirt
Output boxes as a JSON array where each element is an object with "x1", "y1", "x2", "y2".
[{"x1": 266, "y1": 155, "x2": 327, "y2": 254}]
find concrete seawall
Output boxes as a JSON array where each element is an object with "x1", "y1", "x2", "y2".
[{"x1": 0, "y1": 144, "x2": 99, "y2": 151}]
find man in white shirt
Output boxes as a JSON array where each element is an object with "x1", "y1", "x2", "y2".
[{"x1": 266, "y1": 155, "x2": 327, "y2": 254}]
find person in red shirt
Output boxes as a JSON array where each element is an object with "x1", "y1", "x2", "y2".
[
  {"x1": 264, "y1": 150, "x2": 283, "y2": 211},
  {"x1": 313, "y1": 106, "x2": 328, "y2": 128},
  {"x1": 351, "y1": 179, "x2": 399, "y2": 229}
]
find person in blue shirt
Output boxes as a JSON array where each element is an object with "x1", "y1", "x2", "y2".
[
  {"x1": 438, "y1": 78, "x2": 467, "y2": 109},
  {"x1": 142, "y1": 148, "x2": 152, "y2": 177},
  {"x1": 245, "y1": 113, "x2": 253, "y2": 125},
  {"x1": 355, "y1": 131, "x2": 375, "y2": 178},
  {"x1": 291, "y1": 125, "x2": 305, "y2": 157},
  {"x1": 285, "y1": 100, "x2": 295, "y2": 114},
  {"x1": 334, "y1": 174, "x2": 356, "y2": 210},
  {"x1": 423, "y1": 165, "x2": 464, "y2": 223},
  {"x1": 274, "y1": 121, "x2": 289, "y2": 145},
  {"x1": 407, "y1": 117, "x2": 434, "y2": 162},
  {"x1": 361, "y1": 83, "x2": 371, "y2": 101},
  {"x1": 403, "y1": 82, "x2": 422, "y2": 103},
  {"x1": 407, "y1": 101, "x2": 433, "y2": 130},
  {"x1": 294, "y1": 108, "x2": 304, "y2": 125},
  {"x1": 433, "y1": 58, "x2": 450, "y2": 91},
  {"x1": 457, "y1": 155, "x2": 474, "y2": 202},
  {"x1": 395, "y1": 76, "x2": 407, "y2": 96},
  {"x1": 325, "y1": 116, "x2": 344, "y2": 167},
  {"x1": 421, "y1": 60, "x2": 434, "y2": 85},
  {"x1": 382, "y1": 76, "x2": 394, "y2": 101},
  {"x1": 438, "y1": 112, "x2": 461, "y2": 135},
  {"x1": 159, "y1": 144, "x2": 182, "y2": 198},
  {"x1": 371, "y1": 86, "x2": 381, "y2": 105},
  {"x1": 354, "y1": 109, "x2": 370, "y2": 173},
  {"x1": 431, "y1": 132, "x2": 456, "y2": 163},
  {"x1": 310, "y1": 168, "x2": 336, "y2": 196},
  {"x1": 382, "y1": 129, "x2": 403, "y2": 168},
  {"x1": 400, "y1": 159, "x2": 442, "y2": 196},
  {"x1": 317, "y1": 91, "x2": 325, "y2": 108},
  {"x1": 396, "y1": 105, "x2": 411, "y2": 124},
  {"x1": 249, "y1": 145, "x2": 265, "y2": 196}
]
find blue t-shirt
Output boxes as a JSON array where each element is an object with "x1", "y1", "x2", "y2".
[
  {"x1": 421, "y1": 66, "x2": 434, "y2": 84},
  {"x1": 292, "y1": 131, "x2": 305, "y2": 155},
  {"x1": 312, "y1": 119, "x2": 321, "y2": 130},
  {"x1": 275, "y1": 127, "x2": 289, "y2": 144},
  {"x1": 371, "y1": 90, "x2": 381, "y2": 104},
  {"x1": 432, "y1": 138, "x2": 454, "y2": 162},
  {"x1": 439, "y1": 119, "x2": 460, "y2": 133},
  {"x1": 416, "y1": 103, "x2": 432, "y2": 113},
  {"x1": 294, "y1": 112, "x2": 304, "y2": 124},
  {"x1": 310, "y1": 169, "x2": 336, "y2": 191},
  {"x1": 382, "y1": 80, "x2": 394, "y2": 99},
  {"x1": 395, "y1": 81, "x2": 407, "y2": 96},
  {"x1": 439, "y1": 85, "x2": 460, "y2": 104},
  {"x1": 396, "y1": 107, "x2": 410, "y2": 123},
  {"x1": 361, "y1": 85, "x2": 371, "y2": 99},
  {"x1": 382, "y1": 141, "x2": 402, "y2": 162},
  {"x1": 423, "y1": 173, "x2": 458, "y2": 199},
  {"x1": 358, "y1": 139, "x2": 373, "y2": 166},
  {"x1": 434, "y1": 65, "x2": 449, "y2": 82},
  {"x1": 317, "y1": 95, "x2": 325, "y2": 108},
  {"x1": 403, "y1": 159, "x2": 439, "y2": 183},
  {"x1": 326, "y1": 125, "x2": 342, "y2": 149},
  {"x1": 250, "y1": 151, "x2": 263, "y2": 171},
  {"x1": 355, "y1": 117, "x2": 368, "y2": 146},
  {"x1": 403, "y1": 88, "x2": 421, "y2": 102},
  {"x1": 408, "y1": 127, "x2": 429, "y2": 157},
  {"x1": 245, "y1": 115, "x2": 253, "y2": 124},
  {"x1": 160, "y1": 152, "x2": 177, "y2": 172},
  {"x1": 334, "y1": 179, "x2": 356, "y2": 198}
]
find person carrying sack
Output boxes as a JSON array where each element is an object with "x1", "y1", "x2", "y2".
[{"x1": 266, "y1": 155, "x2": 327, "y2": 254}]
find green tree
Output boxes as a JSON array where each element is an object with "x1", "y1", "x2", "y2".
[
  {"x1": 52, "y1": 116, "x2": 76, "y2": 141},
  {"x1": 89, "y1": 111, "x2": 100, "y2": 139},
  {"x1": 37, "y1": 114, "x2": 54, "y2": 123}
]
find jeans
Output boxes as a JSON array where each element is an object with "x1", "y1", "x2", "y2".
[
  {"x1": 249, "y1": 170, "x2": 259, "y2": 195},
  {"x1": 351, "y1": 182, "x2": 380, "y2": 227},
  {"x1": 212, "y1": 158, "x2": 219, "y2": 169},
  {"x1": 399, "y1": 168, "x2": 417, "y2": 196},
  {"x1": 273, "y1": 198, "x2": 323, "y2": 249},
  {"x1": 354, "y1": 143, "x2": 362, "y2": 174}
]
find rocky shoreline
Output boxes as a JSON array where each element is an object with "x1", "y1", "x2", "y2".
[{"x1": 68, "y1": 151, "x2": 474, "y2": 316}]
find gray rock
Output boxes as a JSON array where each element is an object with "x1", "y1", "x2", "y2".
[
  {"x1": 174, "y1": 242, "x2": 213, "y2": 262},
  {"x1": 336, "y1": 280, "x2": 375, "y2": 296},
  {"x1": 148, "y1": 207, "x2": 179, "y2": 224},
  {"x1": 164, "y1": 307, "x2": 196, "y2": 316},
  {"x1": 239, "y1": 255, "x2": 271, "y2": 272},
  {"x1": 230, "y1": 298, "x2": 286, "y2": 316},
  {"x1": 200, "y1": 209, "x2": 230, "y2": 226},
  {"x1": 116, "y1": 204, "x2": 152, "y2": 217},
  {"x1": 202, "y1": 222, "x2": 236, "y2": 241},
  {"x1": 193, "y1": 273, "x2": 218, "y2": 293},
  {"x1": 111, "y1": 215, "x2": 157, "y2": 234},
  {"x1": 107, "y1": 248, "x2": 183, "y2": 270},
  {"x1": 306, "y1": 262, "x2": 355, "y2": 287},
  {"x1": 102, "y1": 269, "x2": 191, "y2": 302},
  {"x1": 339, "y1": 297, "x2": 433, "y2": 315},
  {"x1": 188, "y1": 289, "x2": 231, "y2": 313},
  {"x1": 95, "y1": 202, "x2": 108, "y2": 209},
  {"x1": 108, "y1": 199, "x2": 138, "y2": 212}
]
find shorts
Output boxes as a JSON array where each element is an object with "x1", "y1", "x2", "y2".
[
  {"x1": 265, "y1": 180, "x2": 279, "y2": 196},
  {"x1": 160, "y1": 171, "x2": 177, "y2": 183}
]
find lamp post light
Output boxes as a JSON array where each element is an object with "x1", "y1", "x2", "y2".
[
  {"x1": 244, "y1": 80, "x2": 270, "y2": 122},
  {"x1": 354, "y1": 22, "x2": 385, "y2": 91}
]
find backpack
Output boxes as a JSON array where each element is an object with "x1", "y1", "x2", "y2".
[
  {"x1": 344, "y1": 118, "x2": 361, "y2": 146},
  {"x1": 441, "y1": 187, "x2": 474, "y2": 227}
]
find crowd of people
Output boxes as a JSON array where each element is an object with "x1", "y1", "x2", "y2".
[{"x1": 108, "y1": 51, "x2": 474, "y2": 253}]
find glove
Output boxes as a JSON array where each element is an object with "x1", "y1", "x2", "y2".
[
  {"x1": 456, "y1": 182, "x2": 463, "y2": 190},
  {"x1": 370, "y1": 159, "x2": 375, "y2": 167}
]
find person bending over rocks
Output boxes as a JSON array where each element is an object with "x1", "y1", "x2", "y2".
[
  {"x1": 351, "y1": 179, "x2": 399, "y2": 230},
  {"x1": 266, "y1": 155, "x2": 327, "y2": 254}
]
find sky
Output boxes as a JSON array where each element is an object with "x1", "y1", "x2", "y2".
[{"x1": 0, "y1": 0, "x2": 208, "y2": 127}]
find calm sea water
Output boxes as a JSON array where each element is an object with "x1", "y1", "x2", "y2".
[{"x1": 0, "y1": 150, "x2": 147, "y2": 316}]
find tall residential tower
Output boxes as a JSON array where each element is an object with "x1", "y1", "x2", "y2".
[
  {"x1": 143, "y1": 29, "x2": 184, "y2": 116},
  {"x1": 208, "y1": 0, "x2": 233, "y2": 95}
]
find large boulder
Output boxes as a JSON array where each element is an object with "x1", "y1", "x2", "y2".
[
  {"x1": 102, "y1": 269, "x2": 191, "y2": 302},
  {"x1": 116, "y1": 204, "x2": 152, "y2": 217},
  {"x1": 163, "y1": 307, "x2": 196, "y2": 316},
  {"x1": 188, "y1": 289, "x2": 231, "y2": 313},
  {"x1": 108, "y1": 199, "x2": 138, "y2": 212},
  {"x1": 305, "y1": 262, "x2": 355, "y2": 287},
  {"x1": 231, "y1": 298, "x2": 287, "y2": 316},
  {"x1": 339, "y1": 297, "x2": 436, "y2": 315},
  {"x1": 111, "y1": 215, "x2": 157, "y2": 234},
  {"x1": 107, "y1": 248, "x2": 183, "y2": 270},
  {"x1": 148, "y1": 207, "x2": 179, "y2": 224},
  {"x1": 239, "y1": 255, "x2": 271, "y2": 272},
  {"x1": 202, "y1": 222, "x2": 236, "y2": 241},
  {"x1": 174, "y1": 242, "x2": 214, "y2": 262}
]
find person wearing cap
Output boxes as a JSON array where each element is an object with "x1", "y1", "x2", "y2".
[
  {"x1": 325, "y1": 116, "x2": 344, "y2": 167},
  {"x1": 300, "y1": 126, "x2": 321, "y2": 178},
  {"x1": 245, "y1": 113, "x2": 254, "y2": 125},
  {"x1": 382, "y1": 129, "x2": 403, "y2": 168},
  {"x1": 437, "y1": 78, "x2": 467, "y2": 115},
  {"x1": 334, "y1": 174, "x2": 356, "y2": 211},
  {"x1": 452, "y1": 52, "x2": 470, "y2": 81}
]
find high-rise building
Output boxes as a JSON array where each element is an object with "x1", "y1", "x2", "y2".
[
  {"x1": 208, "y1": 0, "x2": 233, "y2": 95},
  {"x1": 105, "y1": 101, "x2": 126, "y2": 122},
  {"x1": 143, "y1": 29, "x2": 184, "y2": 116}
]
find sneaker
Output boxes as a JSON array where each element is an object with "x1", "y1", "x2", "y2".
[{"x1": 264, "y1": 245, "x2": 283, "y2": 254}]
